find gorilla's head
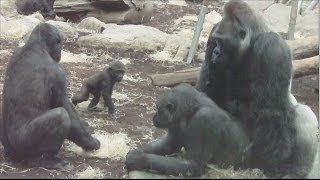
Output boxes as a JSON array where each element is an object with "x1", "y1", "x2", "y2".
[
  {"x1": 108, "y1": 61, "x2": 126, "y2": 82},
  {"x1": 28, "y1": 23, "x2": 63, "y2": 62},
  {"x1": 153, "y1": 84, "x2": 199, "y2": 129},
  {"x1": 210, "y1": 0, "x2": 269, "y2": 66}
]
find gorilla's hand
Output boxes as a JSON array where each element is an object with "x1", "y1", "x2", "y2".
[
  {"x1": 83, "y1": 137, "x2": 101, "y2": 151},
  {"x1": 125, "y1": 149, "x2": 148, "y2": 171}
]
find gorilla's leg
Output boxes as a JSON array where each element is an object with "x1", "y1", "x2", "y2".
[
  {"x1": 87, "y1": 92, "x2": 102, "y2": 112},
  {"x1": 71, "y1": 85, "x2": 90, "y2": 106},
  {"x1": 10, "y1": 108, "x2": 71, "y2": 168}
]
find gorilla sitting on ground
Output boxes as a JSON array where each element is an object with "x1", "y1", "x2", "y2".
[
  {"x1": 0, "y1": 23, "x2": 100, "y2": 169},
  {"x1": 125, "y1": 83, "x2": 250, "y2": 177},
  {"x1": 125, "y1": 0, "x2": 318, "y2": 178},
  {"x1": 71, "y1": 61, "x2": 125, "y2": 114},
  {"x1": 15, "y1": 0, "x2": 56, "y2": 19}
]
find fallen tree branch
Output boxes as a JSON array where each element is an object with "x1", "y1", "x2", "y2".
[
  {"x1": 293, "y1": 56, "x2": 319, "y2": 78},
  {"x1": 149, "y1": 56, "x2": 319, "y2": 87},
  {"x1": 287, "y1": 36, "x2": 318, "y2": 59}
]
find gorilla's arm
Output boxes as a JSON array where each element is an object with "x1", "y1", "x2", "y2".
[
  {"x1": 126, "y1": 117, "x2": 213, "y2": 177},
  {"x1": 140, "y1": 131, "x2": 183, "y2": 155},
  {"x1": 52, "y1": 67, "x2": 99, "y2": 151}
]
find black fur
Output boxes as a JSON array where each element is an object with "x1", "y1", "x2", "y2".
[
  {"x1": 125, "y1": 83, "x2": 250, "y2": 177},
  {"x1": 196, "y1": 0, "x2": 317, "y2": 178},
  {"x1": 71, "y1": 61, "x2": 125, "y2": 114},
  {"x1": 16, "y1": 0, "x2": 56, "y2": 18},
  {"x1": 0, "y1": 23, "x2": 100, "y2": 168}
]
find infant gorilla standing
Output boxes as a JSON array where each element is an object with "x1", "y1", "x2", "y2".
[{"x1": 72, "y1": 61, "x2": 125, "y2": 114}]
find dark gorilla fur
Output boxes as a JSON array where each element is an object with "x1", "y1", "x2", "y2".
[
  {"x1": 16, "y1": 0, "x2": 56, "y2": 18},
  {"x1": 196, "y1": 0, "x2": 317, "y2": 178},
  {"x1": 125, "y1": 83, "x2": 250, "y2": 177},
  {"x1": 71, "y1": 61, "x2": 125, "y2": 114},
  {"x1": 125, "y1": 0, "x2": 318, "y2": 178},
  {"x1": 0, "y1": 23, "x2": 100, "y2": 168}
]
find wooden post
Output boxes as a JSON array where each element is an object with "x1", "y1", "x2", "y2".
[
  {"x1": 297, "y1": 0, "x2": 304, "y2": 14},
  {"x1": 186, "y1": 5, "x2": 208, "y2": 64},
  {"x1": 288, "y1": 0, "x2": 299, "y2": 40}
]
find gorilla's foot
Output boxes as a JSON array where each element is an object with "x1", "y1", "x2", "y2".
[{"x1": 87, "y1": 106, "x2": 104, "y2": 112}]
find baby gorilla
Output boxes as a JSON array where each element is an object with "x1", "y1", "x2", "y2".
[
  {"x1": 71, "y1": 61, "x2": 125, "y2": 114},
  {"x1": 125, "y1": 83, "x2": 249, "y2": 177}
]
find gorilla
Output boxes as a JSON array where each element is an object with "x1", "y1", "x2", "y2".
[
  {"x1": 0, "y1": 23, "x2": 100, "y2": 169},
  {"x1": 125, "y1": 83, "x2": 250, "y2": 177},
  {"x1": 71, "y1": 61, "x2": 125, "y2": 114},
  {"x1": 196, "y1": 0, "x2": 318, "y2": 178},
  {"x1": 126, "y1": 0, "x2": 318, "y2": 178},
  {"x1": 15, "y1": 0, "x2": 56, "y2": 19}
]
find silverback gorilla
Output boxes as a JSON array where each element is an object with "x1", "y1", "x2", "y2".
[
  {"x1": 71, "y1": 61, "x2": 125, "y2": 114},
  {"x1": 0, "y1": 23, "x2": 100, "y2": 168},
  {"x1": 125, "y1": 0, "x2": 318, "y2": 178},
  {"x1": 15, "y1": 0, "x2": 56, "y2": 18}
]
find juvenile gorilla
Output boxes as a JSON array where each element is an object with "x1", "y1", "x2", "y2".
[
  {"x1": 196, "y1": 0, "x2": 317, "y2": 178},
  {"x1": 16, "y1": 0, "x2": 56, "y2": 18},
  {"x1": 125, "y1": 83, "x2": 250, "y2": 177},
  {"x1": 0, "y1": 23, "x2": 100, "y2": 169},
  {"x1": 71, "y1": 61, "x2": 125, "y2": 114}
]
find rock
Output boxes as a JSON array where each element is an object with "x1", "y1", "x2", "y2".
[
  {"x1": 77, "y1": 24, "x2": 169, "y2": 52},
  {"x1": 47, "y1": 20, "x2": 79, "y2": 40},
  {"x1": 0, "y1": 0, "x2": 19, "y2": 17},
  {"x1": 195, "y1": 51, "x2": 205, "y2": 62},
  {"x1": 78, "y1": 17, "x2": 107, "y2": 33},
  {"x1": 167, "y1": 0, "x2": 187, "y2": 6},
  {"x1": 0, "y1": 15, "x2": 40, "y2": 40},
  {"x1": 129, "y1": 170, "x2": 176, "y2": 179},
  {"x1": 29, "y1": 12, "x2": 45, "y2": 22},
  {"x1": 245, "y1": 1, "x2": 318, "y2": 39},
  {"x1": 201, "y1": 10, "x2": 222, "y2": 40}
]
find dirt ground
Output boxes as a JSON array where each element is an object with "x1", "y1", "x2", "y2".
[{"x1": 0, "y1": 1, "x2": 318, "y2": 179}]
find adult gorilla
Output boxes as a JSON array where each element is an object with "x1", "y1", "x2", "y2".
[
  {"x1": 196, "y1": 0, "x2": 318, "y2": 178},
  {"x1": 16, "y1": 0, "x2": 56, "y2": 19},
  {"x1": 0, "y1": 23, "x2": 100, "y2": 169},
  {"x1": 126, "y1": 0, "x2": 318, "y2": 178}
]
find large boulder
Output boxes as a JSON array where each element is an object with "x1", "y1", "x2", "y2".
[
  {"x1": 245, "y1": 0, "x2": 318, "y2": 39},
  {"x1": 47, "y1": 20, "x2": 79, "y2": 40},
  {"x1": 77, "y1": 24, "x2": 169, "y2": 52},
  {"x1": 0, "y1": 15, "x2": 40, "y2": 40}
]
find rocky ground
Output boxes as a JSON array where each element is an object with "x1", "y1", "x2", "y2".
[{"x1": 0, "y1": 0, "x2": 318, "y2": 179}]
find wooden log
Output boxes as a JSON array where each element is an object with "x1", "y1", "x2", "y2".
[
  {"x1": 293, "y1": 55, "x2": 319, "y2": 78},
  {"x1": 150, "y1": 56, "x2": 319, "y2": 87},
  {"x1": 286, "y1": 36, "x2": 318, "y2": 59},
  {"x1": 149, "y1": 68, "x2": 200, "y2": 87}
]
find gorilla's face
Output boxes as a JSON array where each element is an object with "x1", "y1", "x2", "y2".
[
  {"x1": 49, "y1": 36, "x2": 62, "y2": 62},
  {"x1": 153, "y1": 98, "x2": 175, "y2": 129},
  {"x1": 113, "y1": 70, "x2": 125, "y2": 82},
  {"x1": 211, "y1": 16, "x2": 249, "y2": 66}
]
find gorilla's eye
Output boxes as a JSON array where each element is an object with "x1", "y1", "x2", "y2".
[{"x1": 239, "y1": 29, "x2": 246, "y2": 39}]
